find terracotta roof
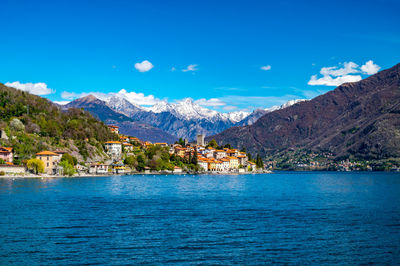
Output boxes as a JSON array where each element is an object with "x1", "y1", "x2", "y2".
[
  {"x1": 105, "y1": 141, "x2": 122, "y2": 144},
  {"x1": 155, "y1": 142, "x2": 167, "y2": 145},
  {"x1": 36, "y1": 151, "x2": 58, "y2": 156},
  {"x1": 0, "y1": 147, "x2": 13, "y2": 152},
  {"x1": 123, "y1": 143, "x2": 133, "y2": 146},
  {"x1": 108, "y1": 125, "x2": 119, "y2": 128},
  {"x1": 228, "y1": 156, "x2": 238, "y2": 160}
]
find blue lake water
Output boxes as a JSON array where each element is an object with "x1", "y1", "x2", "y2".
[{"x1": 1, "y1": 172, "x2": 400, "y2": 264}]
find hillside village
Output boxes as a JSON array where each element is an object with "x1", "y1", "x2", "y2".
[{"x1": 0, "y1": 124, "x2": 264, "y2": 176}]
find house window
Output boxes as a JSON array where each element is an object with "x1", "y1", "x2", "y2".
[{"x1": 47, "y1": 163, "x2": 49, "y2": 167}]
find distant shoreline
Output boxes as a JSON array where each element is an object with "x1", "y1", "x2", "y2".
[{"x1": 0, "y1": 170, "x2": 272, "y2": 179}]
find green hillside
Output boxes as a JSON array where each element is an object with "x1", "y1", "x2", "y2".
[{"x1": 0, "y1": 83, "x2": 117, "y2": 163}]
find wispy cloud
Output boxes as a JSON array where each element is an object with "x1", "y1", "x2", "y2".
[
  {"x1": 308, "y1": 60, "x2": 380, "y2": 86},
  {"x1": 134, "y1": 60, "x2": 154, "y2": 72},
  {"x1": 5, "y1": 81, "x2": 54, "y2": 95},
  {"x1": 61, "y1": 89, "x2": 162, "y2": 106},
  {"x1": 260, "y1": 65, "x2": 271, "y2": 71},
  {"x1": 182, "y1": 64, "x2": 198, "y2": 72},
  {"x1": 194, "y1": 98, "x2": 226, "y2": 107}
]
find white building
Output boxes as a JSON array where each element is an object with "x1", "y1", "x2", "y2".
[
  {"x1": 104, "y1": 141, "x2": 122, "y2": 160},
  {"x1": 89, "y1": 164, "x2": 109, "y2": 174}
]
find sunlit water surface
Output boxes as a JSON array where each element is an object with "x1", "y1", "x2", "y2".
[{"x1": 1, "y1": 172, "x2": 400, "y2": 264}]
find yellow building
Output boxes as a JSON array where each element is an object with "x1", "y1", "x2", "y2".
[
  {"x1": 228, "y1": 156, "x2": 239, "y2": 170},
  {"x1": 36, "y1": 151, "x2": 60, "y2": 174}
]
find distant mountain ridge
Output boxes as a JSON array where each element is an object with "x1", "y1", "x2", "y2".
[
  {"x1": 209, "y1": 63, "x2": 400, "y2": 160},
  {"x1": 64, "y1": 96, "x2": 177, "y2": 143},
  {"x1": 64, "y1": 94, "x2": 305, "y2": 141}
]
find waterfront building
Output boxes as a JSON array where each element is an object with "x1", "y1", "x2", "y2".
[
  {"x1": 104, "y1": 141, "x2": 122, "y2": 161},
  {"x1": 228, "y1": 156, "x2": 239, "y2": 170},
  {"x1": 36, "y1": 151, "x2": 61, "y2": 174},
  {"x1": 0, "y1": 147, "x2": 13, "y2": 163},
  {"x1": 89, "y1": 164, "x2": 109, "y2": 174}
]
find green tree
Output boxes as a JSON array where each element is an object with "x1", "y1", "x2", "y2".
[
  {"x1": 256, "y1": 154, "x2": 264, "y2": 169},
  {"x1": 192, "y1": 150, "x2": 198, "y2": 165},
  {"x1": 61, "y1": 153, "x2": 77, "y2": 166},
  {"x1": 208, "y1": 139, "x2": 218, "y2": 148},
  {"x1": 124, "y1": 155, "x2": 136, "y2": 168},
  {"x1": 0, "y1": 158, "x2": 5, "y2": 164},
  {"x1": 27, "y1": 158, "x2": 44, "y2": 174},
  {"x1": 136, "y1": 154, "x2": 146, "y2": 171},
  {"x1": 59, "y1": 160, "x2": 76, "y2": 176},
  {"x1": 224, "y1": 143, "x2": 232, "y2": 149}
]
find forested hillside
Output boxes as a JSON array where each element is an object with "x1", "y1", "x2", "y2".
[{"x1": 0, "y1": 83, "x2": 117, "y2": 163}]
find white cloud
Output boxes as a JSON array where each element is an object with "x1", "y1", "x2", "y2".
[
  {"x1": 223, "y1": 105, "x2": 238, "y2": 111},
  {"x1": 308, "y1": 61, "x2": 380, "y2": 87},
  {"x1": 320, "y1": 62, "x2": 359, "y2": 77},
  {"x1": 53, "y1": 101, "x2": 70, "y2": 105},
  {"x1": 61, "y1": 91, "x2": 83, "y2": 100},
  {"x1": 361, "y1": 60, "x2": 380, "y2": 75},
  {"x1": 308, "y1": 74, "x2": 362, "y2": 86},
  {"x1": 182, "y1": 64, "x2": 198, "y2": 72},
  {"x1": 194, "y1": 98, "x2": 226, "y2": 107},
  {"x1": 5, "y1": 81, "x2": 54, "y2": 95},
  {"x1": 116, "y1": 89, "x2": 161, "y2": 106},
  {"x1": 134, "y1": 60, "x2": 154, "y2": 72},
  {"x1": 170, "y1": 67, "x2": 176, "y2": 71},
  {"x1": 261, "y1": 65, "x2": 271, "y2": 71}
]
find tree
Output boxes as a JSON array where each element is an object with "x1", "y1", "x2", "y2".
[
  {"x1": 178, "y1": 138, "x2": 185, "y2": 146},
  {"x1": 224, "y1": 143, "x2": 232, "y2": 149},
  {"x1": 240, "y1": 147, "x2": 246, "y2": 153},
  {"x1": 247, "y1": 153, "x2": 252, "y2": 162},
  {"x1": 208, "y1": 139, "x2": 218, "y2": 148},
  {"x1": 27, "y1": 158, "x2": 44, "y2": 174},
  {"x1": 124, "y1": 155, "x2": 136, "y2": 168},
  {"x1": 61, "y1": 153, "x2": 77, "y2": 166},
  {"x1": 192, "y1": 150, "x2": 198, "y2": 165},
  {"x1": 0, "y1": 158, "x2": 5, "y2": 164},
  {"x1": 10, "y1": 118, "x2": 25, "y2": 132},
  {"x1": 59, "y1": 160, "x2": 76, "y2": 176},
  {"x1": 256, "y1": 154, "x2": 264, "y2": 169},
  {"x1": 136, "y1": 154, "x2": 146, "y2": 171}
]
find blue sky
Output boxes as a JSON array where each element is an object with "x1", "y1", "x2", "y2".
[{"x1": 1, "y1": 0, "x2": 399, "y2": 112}]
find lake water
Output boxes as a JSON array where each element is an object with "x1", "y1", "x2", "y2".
[{"x1": 1, "y1": 172, "x2": 400, "y2": 264}]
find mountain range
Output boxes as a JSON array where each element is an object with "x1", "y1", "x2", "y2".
[
  {"x1": 209, "y1": 63, "x2": 400, "y2": 160},
  {"x1": 63, "y1": 94, "x2": 304, "y2": 142}
]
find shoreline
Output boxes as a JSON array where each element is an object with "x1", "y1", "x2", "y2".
[{"x1": 0, "y1": 170, "x2": 271, "y2": 179}]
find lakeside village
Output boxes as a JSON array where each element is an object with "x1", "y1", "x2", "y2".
[{"x1": 0, "y1": 125, "x2": 266, "y2": 177}]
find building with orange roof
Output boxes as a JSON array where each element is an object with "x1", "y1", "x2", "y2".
[
  {"x1": 108, "y1": 125, "x2": 119, "y2": 134},
  {"x1": 123, "y1": 142, "x2": 134, "y2": 152},
  {"x1": 237, "y1": 154, "x2": 247, "y2": 165},
  {"x1": 228, "y1": 156, "x2": 239, "y2": 169},
  {"x1": 104, "y1": 141, "x2": 122, "y2": 160},
  {"x1": 214, "y1": 149, "x2": 227, "y2": 159},
  {"x1": 220, "y1": 158, "x2": 230, "y2": 171},
  {"x1": 36, "y1": 151, "x2": 60, "y2": 174},
  {"x1": 247, "y1": 161, "x2": 257, "y2": 171},
  {"x1": 0, "y1": 147, "x2": 13, "y2": 163},
  {"x1": 198, "y1": 157, "x2": 209, "y2": 171}
]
